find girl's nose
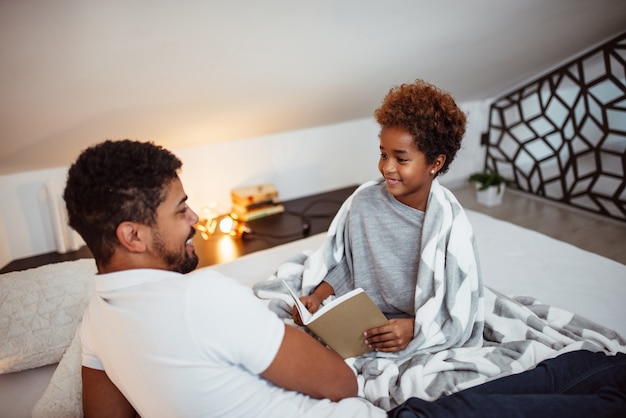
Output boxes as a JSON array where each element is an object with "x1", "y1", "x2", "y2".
[{"x1": 382, "y1": 161, "x2": 395, "y2": 174}]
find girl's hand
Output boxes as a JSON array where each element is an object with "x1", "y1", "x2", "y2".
[
  {"x1": 292, "y1": 295, "x2": 322, "y2": 326},
  {"x1": 292, "y1": 281, "x2": 335, "y2": 326},
  {"x1": 363, "y1": 318, "x2": 415, "y2": 352}
]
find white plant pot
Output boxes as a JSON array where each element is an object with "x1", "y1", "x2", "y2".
[{"x1": 475, "y1": 184, "x2": 505, "y2": 207}]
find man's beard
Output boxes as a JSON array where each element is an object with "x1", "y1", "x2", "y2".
[{"x1": 152, "y1": 228, "x2": 199, "y2": 274}]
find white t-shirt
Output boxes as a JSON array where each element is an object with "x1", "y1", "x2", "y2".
[{"x1": 81, "y1": 268, "x2": 384, "y2": 418}]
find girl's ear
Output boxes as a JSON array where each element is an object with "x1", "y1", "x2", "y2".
[
  {"x1": 431, "y1": 154, "x2": 446, "y2": 175},
  {"x1": 116, "y1": 221, "x2": 147, "y2": 253}
]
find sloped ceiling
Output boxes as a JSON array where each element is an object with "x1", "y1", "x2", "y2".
[{"x1": 1, "y1": 0, "x2": 625, "y2": 175}]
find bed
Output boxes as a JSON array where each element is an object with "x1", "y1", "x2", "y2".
[{"x1": 1, "y1": 209, "x2": 625, "y2": 417}]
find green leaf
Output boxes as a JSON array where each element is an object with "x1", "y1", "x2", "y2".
[{"x1": 468, "y1": 171, "x2": 508, "y2": 192}]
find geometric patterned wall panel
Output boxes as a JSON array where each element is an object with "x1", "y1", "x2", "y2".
[{"x1": 484, "y1": 31, "x2": 626, "y2": 222}]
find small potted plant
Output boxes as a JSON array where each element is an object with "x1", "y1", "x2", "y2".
[{"x1": 468, "y1": 170, "x2": 508, "y2": 207}]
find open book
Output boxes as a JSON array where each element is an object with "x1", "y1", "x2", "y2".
[{"x1": 282, "y1": 280, "x2": 388, "y2": 359}]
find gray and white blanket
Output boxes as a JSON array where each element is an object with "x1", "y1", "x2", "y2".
[{"x1": 253, "y1": 180, "x2": 626, "y2": 410}]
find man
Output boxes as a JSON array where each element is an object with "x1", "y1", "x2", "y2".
[{"x1": 64, "y1": 140, "x2": 385, "y2": 417}]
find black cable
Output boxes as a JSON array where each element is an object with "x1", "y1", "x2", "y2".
[
  {"x1": 245, "y1": 198, "x2": 342, "y2": 240},
  {"x1": 283, "y1": 198, "x2": 344, "y2": 219}
]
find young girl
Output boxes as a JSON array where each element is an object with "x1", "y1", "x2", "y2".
[
  {"x1": 254, "y1": 79, "x2": 622, "y2": 408},
  {"x1": 292, "y1": 79, "x2": 484, "y2": 354}
]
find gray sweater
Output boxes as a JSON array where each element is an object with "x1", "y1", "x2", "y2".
[{"x1": 324, "y1": 183, "x2": 424, "y2": 318}]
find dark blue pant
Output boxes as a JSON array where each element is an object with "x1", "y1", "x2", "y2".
[{"x1": 387, "y1": 350, "x2": 626, "y2": 418}]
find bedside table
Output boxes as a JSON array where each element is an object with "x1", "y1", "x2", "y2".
[{"x1": 192, "y1": 185, "x2": 357, "y2": 267}]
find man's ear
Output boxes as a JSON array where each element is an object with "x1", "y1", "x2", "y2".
[{"x1": 116, "y1": 221, "x2": 147, "y2": 253}]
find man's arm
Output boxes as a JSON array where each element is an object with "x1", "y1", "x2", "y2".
[
  {"x1": 260, "y1": 324, "x2": 357, "y2": 401},
  {"x1": 82, "y1": 366, "x2": 139, "y2": 418}
]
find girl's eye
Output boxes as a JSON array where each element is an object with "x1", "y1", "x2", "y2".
[
  {"x1": 397, "y1": 158, "x2": 408, "y2": 163},
  {"x1": 379, "y1": 153, "x2": 388, "y2": 159}
]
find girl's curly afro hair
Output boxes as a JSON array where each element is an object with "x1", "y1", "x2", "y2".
[{"x1": 374, "y1": 79, "x2": 466, "y2": 175}]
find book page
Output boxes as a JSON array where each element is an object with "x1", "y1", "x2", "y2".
[
  {"x1": 281, "y1": 280, "x2": 388, "y2": 358},
  {"x1": 281, "y1": 281, "x2": 368, "y2": 324},
  {"x1": 311, "y1": 288, "x2": 364, "y2": 319},
  {"x1": 282, "y1": 280, "x2": 313, "y2": 324}
]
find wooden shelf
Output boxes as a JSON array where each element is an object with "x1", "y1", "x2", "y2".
[{"x1": 193, "y1": 185, "x2": 356, "y2": 267}]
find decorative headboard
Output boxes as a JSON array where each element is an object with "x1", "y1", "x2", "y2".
[{"x1": 483, "y1": 31, "x2": 626, "y2": 222}]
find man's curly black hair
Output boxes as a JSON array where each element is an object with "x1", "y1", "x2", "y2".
[
  {"x1": 374, "y1": 79, "x2": 466, "y2": 175},
  {"x1": 63, "y1": 140, "x2": 182, "y2": 266}
]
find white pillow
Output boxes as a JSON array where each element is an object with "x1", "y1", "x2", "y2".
[
  {"x1": 32, "y1": 328, "x2": 83, "y2": 418},
  {"x1": 0, "y1": 258, "x2": 96, "y2": 374}
]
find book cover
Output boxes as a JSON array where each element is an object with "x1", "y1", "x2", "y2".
[
  {"x1": 282, "y1": 280, "x2": 388, "y2": 359},
  {"x1": 231, "y1": 203, "x2": 285, "y2": 221},
  {"x1": 231, "y1": 183, "x2": 280, "y2": 207},
  {"x1": 231, "y1": 199, "x2": 281, "y2": 213}
]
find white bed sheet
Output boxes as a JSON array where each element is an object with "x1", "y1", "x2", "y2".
[
  {"x1": 0, "y1": 363, "x2": 57, "y2": 418},
  {"x1": 466, "y1": 210, "x2": 625, "y2": 337},
  {"x1": 2, "y1": 209, "x2": 625, "y2": 418},
  {"x1": 213, "y1": 209, "x2": 626, "y2": 338}
]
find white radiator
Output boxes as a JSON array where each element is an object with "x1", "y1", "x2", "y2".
[{"x1": 45, "y1": 182, "x2": 84, "y2": 253}]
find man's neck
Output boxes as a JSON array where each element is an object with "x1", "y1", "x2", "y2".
[{"x1": 97, "y1": 252, "x2": 168, "y2": 274}]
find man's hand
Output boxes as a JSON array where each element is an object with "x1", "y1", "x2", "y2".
[{"x1": 363, "y1": 318, "x2": 415, "y2": 352}]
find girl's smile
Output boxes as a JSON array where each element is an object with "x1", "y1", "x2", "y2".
[{"x1": 378, "y1": 127, "x2": 444, "y2": 211}]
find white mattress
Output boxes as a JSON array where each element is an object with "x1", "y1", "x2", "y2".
[
  {"x1": 212, "y1": 209, "x2": 626, "y2": 337},
  {"x1": 0, "y1": 363, "x2": 57, "y2": 418},
  {"x1": 466, "y1": 210, "x2": 625, "y2": 337},
  {"x1": 2, "y1": 209, "x2": 625, "y2": 417}
]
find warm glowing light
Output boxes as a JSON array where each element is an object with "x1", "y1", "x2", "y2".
[
  {"x1": 217, "y1": 235, "x2": 238, "y2": 262},
  {"x1": 219, "y1": 216, "x2": 234, "y2": 234},
  {"x1": 196, "y1": 219, "x2": 214, "y2": 240},
  {"x1": 196, "y1": 212, "x2": 249, "y2": 240}
]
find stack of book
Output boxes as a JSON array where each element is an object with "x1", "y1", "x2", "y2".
[{"x1": 230, "y1": 183, "x2": 285, "y2": 222}]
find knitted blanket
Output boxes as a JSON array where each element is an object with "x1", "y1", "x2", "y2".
[{"x1": 253, "y1": 180, "x2": 626, "y2": 410}]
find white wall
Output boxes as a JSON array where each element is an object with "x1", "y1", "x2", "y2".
[
  {"x1": 177, "y1": 118, "x2": 381, "y2": 218},
  {"x1": 0, "y1": 100, "x2": 488, "y2": 266},
  {"x1": 0, "y1": 167, "x2": 70, "y2": 266},
  {"x1": 443, "y1": 100, "x2": 491, "y2": 187}
]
